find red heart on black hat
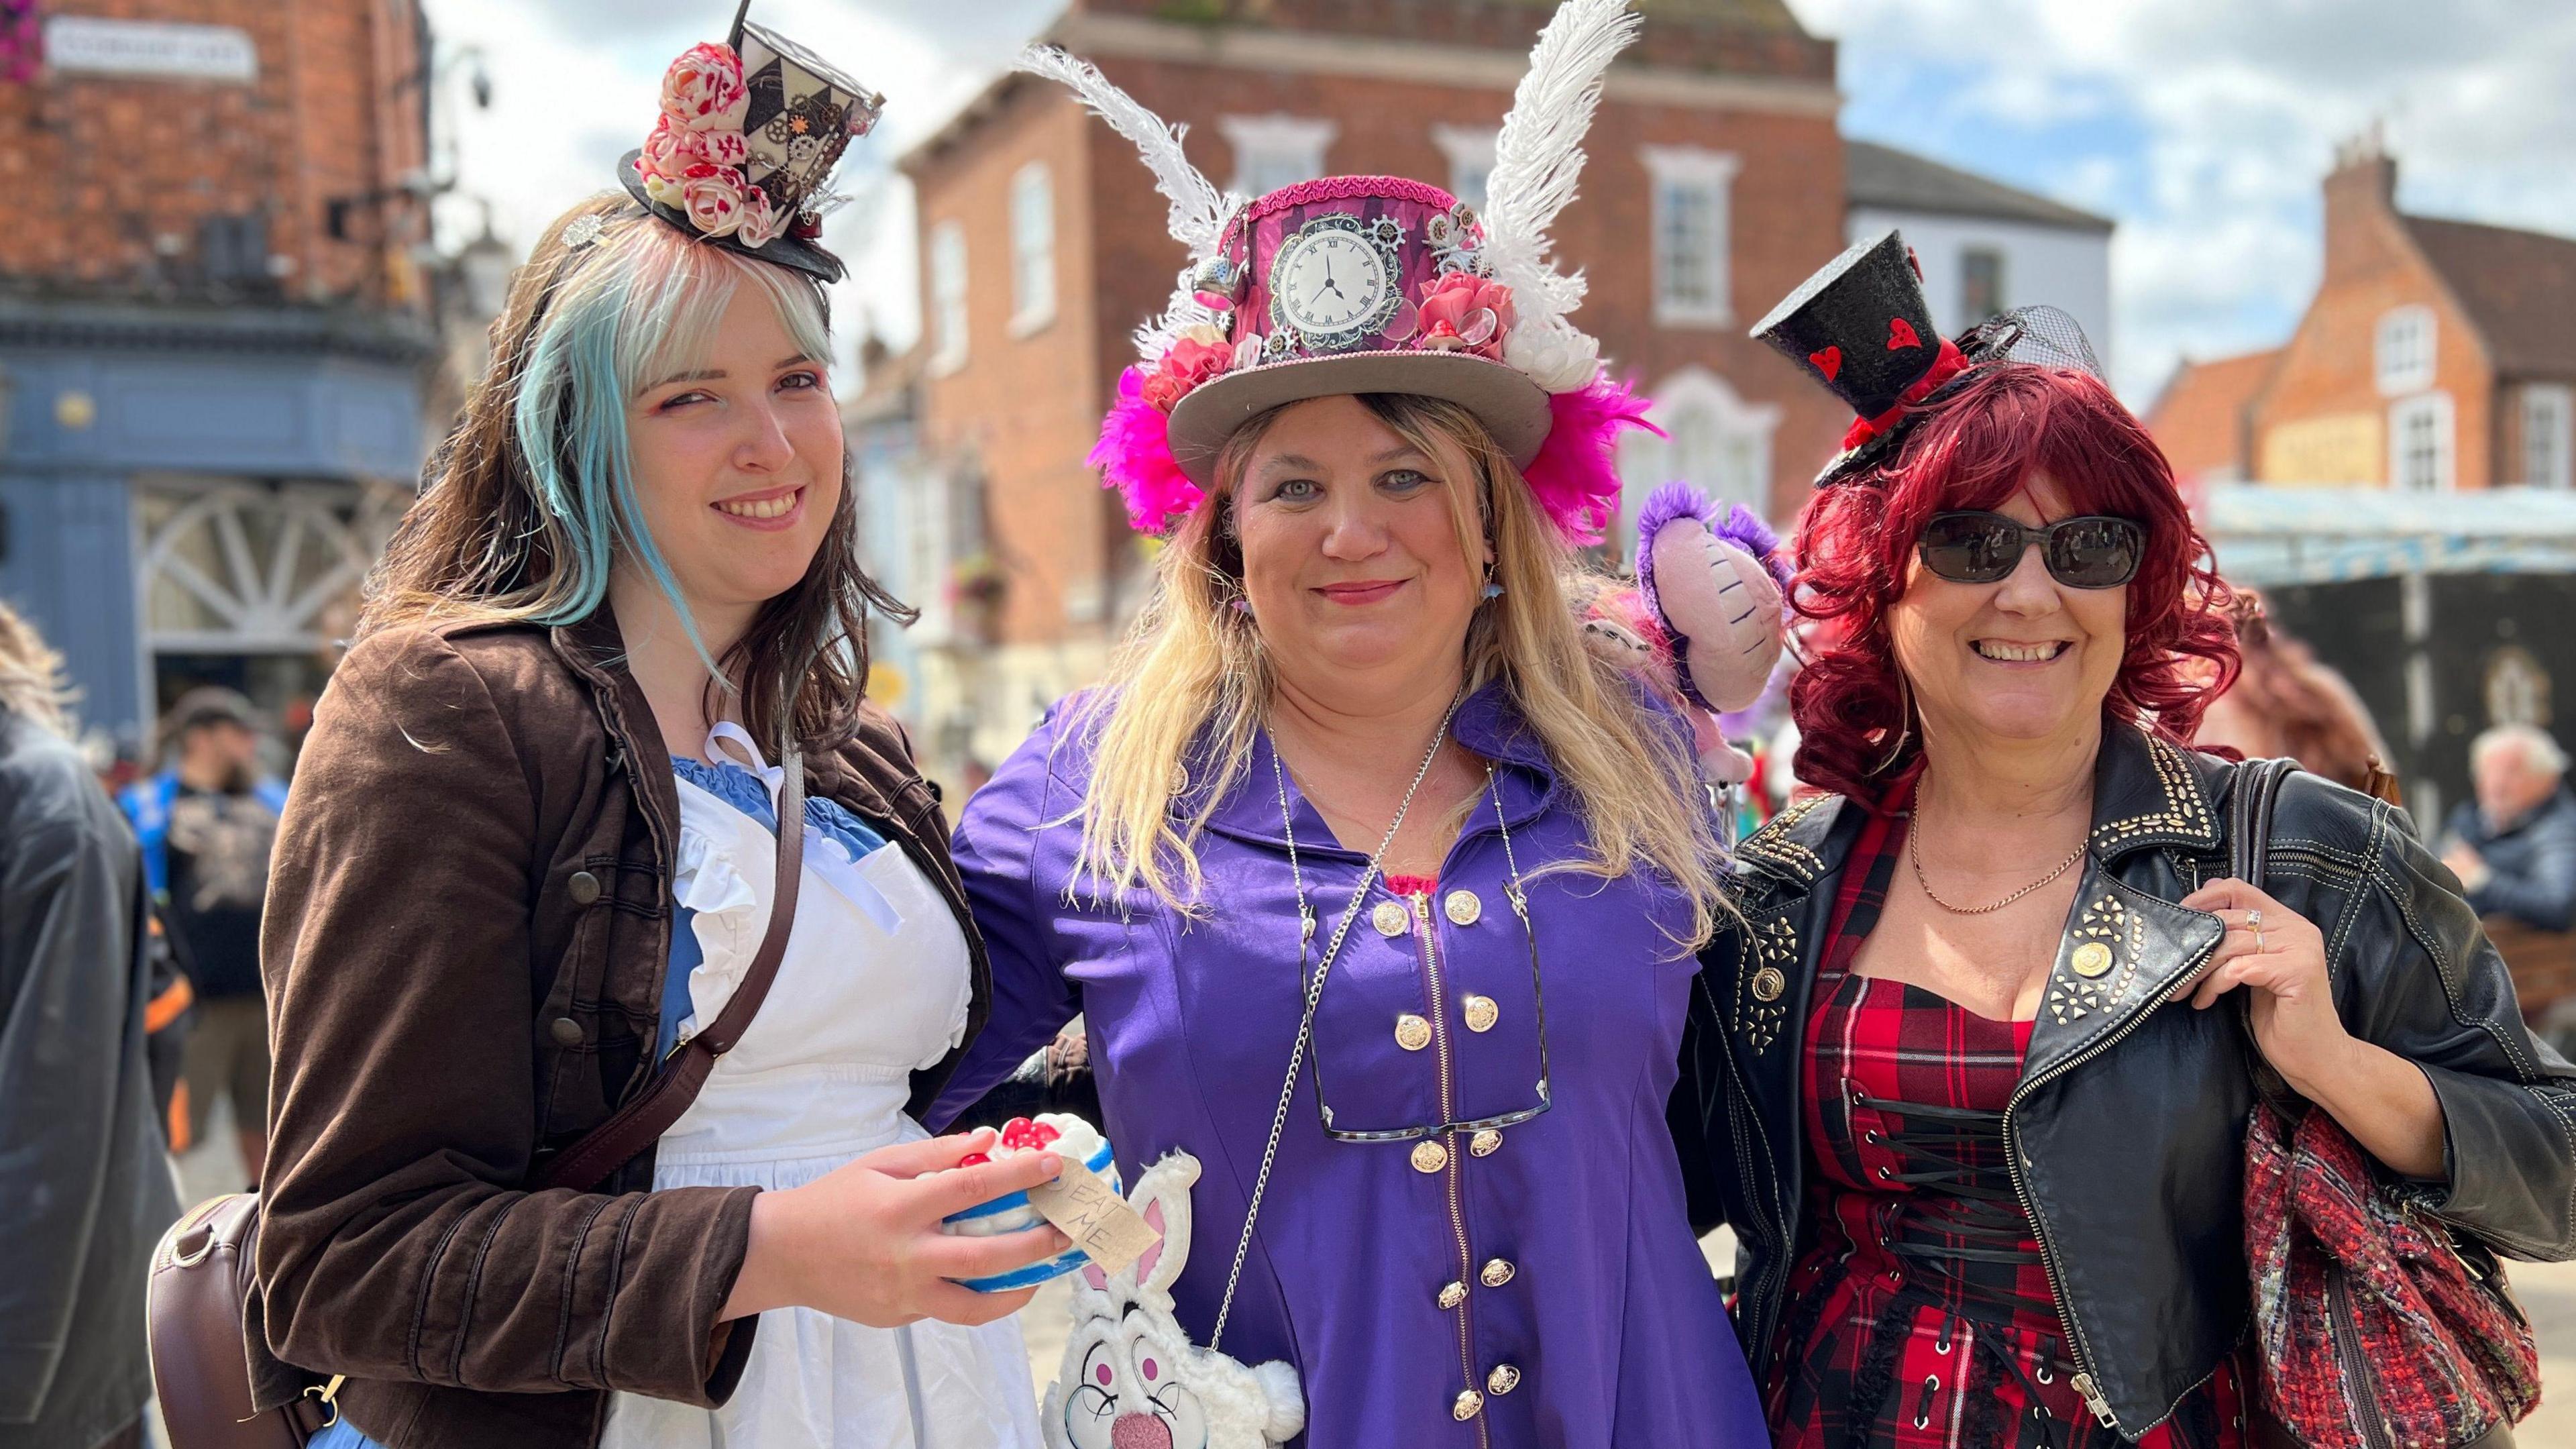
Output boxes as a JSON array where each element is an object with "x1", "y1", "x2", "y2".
[
  {"x1": 1887, "y1": 317, "x2": 1923, "y2": 351},
  {"x1": 1808, "y1": 345, "x2": 1842, "y2": 381}
]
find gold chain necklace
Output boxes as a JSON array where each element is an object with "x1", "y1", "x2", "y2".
[{"x1": 1907, "y1": 811, "x2": 2090, "y2": 916}]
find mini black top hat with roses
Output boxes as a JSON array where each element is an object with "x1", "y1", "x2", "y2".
[
  {"x1": 615, "y1": 1, "x2": 885, "y2": 282},
  {"x1": 1753, "y1": 227, "x2": 2104, "y2": 486}
]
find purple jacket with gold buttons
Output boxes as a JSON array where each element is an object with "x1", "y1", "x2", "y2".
[{"x1": 930, "y1": 684, "x2": 1766, "y2": 1447}]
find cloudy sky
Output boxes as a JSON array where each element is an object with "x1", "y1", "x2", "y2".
[{"x1": 421, "y1": 0, "x2": 2576, "y2": 404}]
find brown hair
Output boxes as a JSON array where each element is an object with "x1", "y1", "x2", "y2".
[
  {"x1": 363, "y1": 195, "x2": 911, "y2": 751},
  {"x1": 2210, "y1": 591, "x2": 2390, "y2": 794}
]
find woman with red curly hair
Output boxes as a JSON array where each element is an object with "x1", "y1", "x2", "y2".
[{"x1": 1670, "y1": 234, "x2": 2576, "y2": 1449}]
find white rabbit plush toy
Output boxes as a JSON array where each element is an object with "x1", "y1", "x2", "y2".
[{"x1": 1044, "y1": 1152, "x2": 1305, "y2": 1449}]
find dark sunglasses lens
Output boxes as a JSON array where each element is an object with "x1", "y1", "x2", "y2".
[
  {"x1": 2047, "y1": 518, "x2": 2144, "y2": 588},
  {"x1": 1919, "y1": 514, "x2": 2025, "y2": 583}
]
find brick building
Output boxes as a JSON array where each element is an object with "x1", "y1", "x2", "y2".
[
  {"x1": 2149, "y1": 135, "x2": 2576, "y2": 493},
  {"x1": 874, "y1": 0, "x2": 1856, "y2": 777},
  {"x1": 0, "y1": 0, "x2": 435, "y2": 751}
]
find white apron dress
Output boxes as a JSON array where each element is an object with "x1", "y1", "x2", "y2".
[{"x1": 602, "y1": 731, "x2": 1042, "y2": 1449}]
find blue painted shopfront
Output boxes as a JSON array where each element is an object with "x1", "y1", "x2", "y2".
[{"x1": 0, "y1": 301, "x2": 429, "y2": 752}]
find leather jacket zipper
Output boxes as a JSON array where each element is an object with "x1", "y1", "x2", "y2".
[
  {"x1": 1413, "y1": 889, "x2": 1490, "y2": 1442},
  {"x1": 2000, "y1": 928, "x2": 2223, "y2": 1437}
]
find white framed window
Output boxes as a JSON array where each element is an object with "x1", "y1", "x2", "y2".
[
  {"x1": 1008, "y1": 162, "x2": 1055, "y2": 337},
  {"x1": 2375, "y1": 305, "x2": 2436, "y2": 396},
  {"x1": 927, "y1": 220, "x2": 968, "y2": 375},
  {"x1": 2521, "y1": 384, "x2": 2573, "y2": 489},
  {"x1": 2388, "y1": 391, "x2": 2455, "y2": 492},
  {"x1": 1220, "y1": 114, "x2": 1336, "y2": 197},
  {"x1": 1617, "y1": 367, "x2": 1780, "y2": 554},
  {"x1": 1642, "y1": 146, "x2": 1739, "y2": 328},
  {"x1": 1431, "y1": 124, "x2": 1498, "y2": 210}
]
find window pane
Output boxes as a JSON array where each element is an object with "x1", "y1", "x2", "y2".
[
  {"x1": 1961, "y1": 248, "x2": 2005, "y2": 323},
  {"x1": 1011, "y1": 165, "x2": 1053, "y2": 322},
  {"x1": 1659, "y1": 181, "x2": 1713, "y2": 307}
]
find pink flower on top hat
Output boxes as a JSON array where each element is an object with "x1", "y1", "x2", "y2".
[
  {"x1": 735, "y1": 185, "x2": 784, "y2": 248},
  {"x1": 640, "y1": 117, "x2": 702, "y2": 179},
  {"x1": 661, "y1": 42, "x2": 749, "y2": 133},
  {"x1": 1140, "y1": 335, "x2": 1231, "y2": 413},
  {"x1": 681, "y1": 165, "x2": 749, "y2": 238},
  {"x1": 1415, "y1": 273, "x2": 1516, "y2": 361}
]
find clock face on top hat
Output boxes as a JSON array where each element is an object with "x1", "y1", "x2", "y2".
[{"x1": 1270, "y1": 215, "x2": 1400, "y2": 350}]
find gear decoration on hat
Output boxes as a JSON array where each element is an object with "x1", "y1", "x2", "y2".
[
  {"x1": 1753, "y1": 228, "x2": 2107, "y2": 488},
  {"x1": 1018, "y1": 0, "x2": 1663, "y2": 541},
  {"x1": 616, "y1": 3, "x2": 884, "y2": 283}
]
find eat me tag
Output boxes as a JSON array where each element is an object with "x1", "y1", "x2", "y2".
[{"x1": 1028, "y1": 1163, "x2": 1161, "y2": 1279}]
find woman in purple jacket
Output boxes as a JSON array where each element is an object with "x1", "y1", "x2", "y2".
[{"x1": 929, "y1": 7, "x2": 1784, "y2": 1444}]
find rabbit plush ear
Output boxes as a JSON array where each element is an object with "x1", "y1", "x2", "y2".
[{"x1": 1128, "y1": 1151, "x2": 1201, "y2": 1297}]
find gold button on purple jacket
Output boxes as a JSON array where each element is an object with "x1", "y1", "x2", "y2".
[{"x1": 932, "y1": 684, "x2": 1766, "y2": 1446}]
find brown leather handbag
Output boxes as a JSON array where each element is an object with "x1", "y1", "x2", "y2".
[{"x1": 148, "y1": 750, "x2": 808, "y2": 1448}]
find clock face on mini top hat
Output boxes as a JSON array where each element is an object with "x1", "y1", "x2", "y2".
[{"x1": 1269, "y1": 214, "x2": 1401, "y2": 350}]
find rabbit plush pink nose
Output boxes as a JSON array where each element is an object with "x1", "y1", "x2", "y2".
[{"x1": 1110, "y1": 1414, "x2": 1174, "y2": 1449}]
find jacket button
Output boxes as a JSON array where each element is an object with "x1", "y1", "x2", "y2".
[
  {"x1": 1452, "y1": 1389, "x2": 1485, "y2": 1421},
  {"x1": 1409, "y1": 1140, "x2": 1448, "y2": 1174},
  {"x1": 549, "y1": 1016, "x2": 584, "y2": 1046},
  {"x1": 1481, "y1": 1257, "x2": 1516, "y2": 1287},
  {"x1": 1395, "y1": 1014, "x2": 1432, "y2": 1052},
  {"x1": 1462, "y1": 994, "x2": 1499, "y2": 1032},
  {"x1": 1437, "y1": 1280, "x2": 1467, "y2": 1310},
  {"x1": 1372, "y1": 900, "x2": 1411, "y2": 936},
  {"x1": 1444, "y1": 889, "x2": 1482, "y2": 926},
  {"x1": 1487, "y1": 1364, "x2": 1521, "y2": 1396},
  {"x1": 567, "y1": 870, "x2": 602, "y2": 905},
  {"x1": 1469, "y1": 1128, "x2": 1503, "y2": 1158}
]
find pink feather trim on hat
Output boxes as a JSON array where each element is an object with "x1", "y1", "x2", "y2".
[
  {"x1": 1523, "y1": 378, "x2": 1663, "y2": 547},
  {"x1": 1091, "y1": 366, "x2": 1208, "y2": 533}
]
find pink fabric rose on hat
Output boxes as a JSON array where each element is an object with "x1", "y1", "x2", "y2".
[
  {"x1": 661, "y1": 42, "x2": 749, "y2": 133},
  {"x1": 735, "y1": 185, "x2": 784, "y2": 249},
  {"x1": 641, "y1": 116, "x2": 704, "y2": 180},
  {"x1": 1415, "y1": 273, "x2": 1516, "y2": 361},
  {"x1": 681, "y1": 164, "x2": 748, "y2": 239},
  {"x1": 1139, "y1": 337, "x2": 1230, "y2": 413}
]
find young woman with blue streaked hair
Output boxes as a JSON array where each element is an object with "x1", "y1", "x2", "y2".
[{"x1": 243, "y1": 16, "x2": 1064, "y2": 1448}]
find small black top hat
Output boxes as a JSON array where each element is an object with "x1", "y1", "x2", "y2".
[
  {"x1": 615, "y1": 2, "x2": 884, "y2": 283},
  {"x1": 1752, "y1": 229, "x2": 2104, "y2": 486},
  {"x1": 1751, "y1": 230, "x2": 1942, "y2": 421}
]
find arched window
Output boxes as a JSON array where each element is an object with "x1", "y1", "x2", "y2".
[{"x1": 1617, "y1": 367, "x2": 1780, "y2": 556}]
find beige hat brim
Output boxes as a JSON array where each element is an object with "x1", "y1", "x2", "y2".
[{"x1": 1164, "y1": 352, "x2": 1554, "y2": 485}]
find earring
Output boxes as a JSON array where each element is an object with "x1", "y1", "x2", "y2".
[
  {"x1": 1871, "y1": 675, "x2": 1915, "y2": 775},
  {"x1": 1230, "y1": 597, "x2": 1252, "y2": 615},
  {"x1": 1480, "y1": 562, "x2": 1503, "y2": 601}
]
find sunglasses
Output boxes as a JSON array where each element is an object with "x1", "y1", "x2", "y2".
[{"x1": 1917, "y1": 511, "x2": 2145, "y2": 589}]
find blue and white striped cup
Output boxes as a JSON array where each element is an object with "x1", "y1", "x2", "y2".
[{"x1": 941, "y1": 1136, "x2": 1120, "y2": 1293}]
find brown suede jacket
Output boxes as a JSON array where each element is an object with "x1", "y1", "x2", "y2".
[{"x1": 253, "y1": 611, "x2": 987, "y2": 1447}]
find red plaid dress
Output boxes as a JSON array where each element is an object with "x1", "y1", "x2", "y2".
[{"x1": 1764, "y1": 807, "x2": 2246, "y2": 1449}]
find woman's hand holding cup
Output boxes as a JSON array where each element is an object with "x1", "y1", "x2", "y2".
[{"x1": 720, "y1": 1126, "x2": 1069, "y2": 1329}]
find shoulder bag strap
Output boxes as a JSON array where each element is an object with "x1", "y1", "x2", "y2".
[
  {"x1": 2231, "y1": 755, "x2": 2300, "y2": 1107},
  {"x1": 534, "y1": 747, "x2": 806, "y2": 1192}
]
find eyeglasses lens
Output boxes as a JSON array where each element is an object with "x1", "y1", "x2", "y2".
[
  {"x1": 2047, "y1": 517, "x2": 2143, "y2": 588},
  {"x1": 1920, "y1": 515, "x2": 2026, "y2": 584}
]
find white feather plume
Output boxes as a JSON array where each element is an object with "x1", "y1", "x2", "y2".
[
  {"x1": 1016, "y1": 46, "x2": 1242, "y2": 362},
  {"x1": 1481, "y1": 0, "x2": 1642, "y2": 336}
]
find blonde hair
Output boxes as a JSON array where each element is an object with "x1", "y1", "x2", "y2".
[
  {"x1": 0, "y1": 599, "x2": 73, "y2": 737},
  {"x1": 1071, "y1": 393, "x2": 1730, "y2": 949}
]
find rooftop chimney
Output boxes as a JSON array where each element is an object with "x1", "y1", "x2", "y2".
[{"x1": 2322, "y1": 122, "x2": 2398, "y2": 282}]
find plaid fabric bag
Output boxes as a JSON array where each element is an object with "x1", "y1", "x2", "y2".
[{"x1": 2234, "y1": 758, "x2": 2539, "y2": 1449}]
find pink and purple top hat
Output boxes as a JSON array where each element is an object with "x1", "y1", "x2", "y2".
[{"x1": 1026, "y1": 0, "x2": 1660, "y2": 544}]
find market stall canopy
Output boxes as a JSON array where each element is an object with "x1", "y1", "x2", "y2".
[{"x1": 2198, "y1": 484, "x2": 2576, "y2": 587}]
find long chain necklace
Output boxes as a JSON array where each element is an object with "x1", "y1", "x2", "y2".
[
  {"x1": 1209, "y1": 691, "x2": 1461, "y2": 1350},
  {"x1": 1907, "y1": 807, "x2": 2090, "y2": 916}
]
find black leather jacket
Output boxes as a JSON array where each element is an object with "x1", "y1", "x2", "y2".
[{"x1": 1674, "y1": 727, "x2": 2576, "y2": 1438}]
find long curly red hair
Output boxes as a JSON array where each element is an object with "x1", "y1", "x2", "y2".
[{"x1": 1789, "y1": 363, "x2": 2238, "y2": 808}]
